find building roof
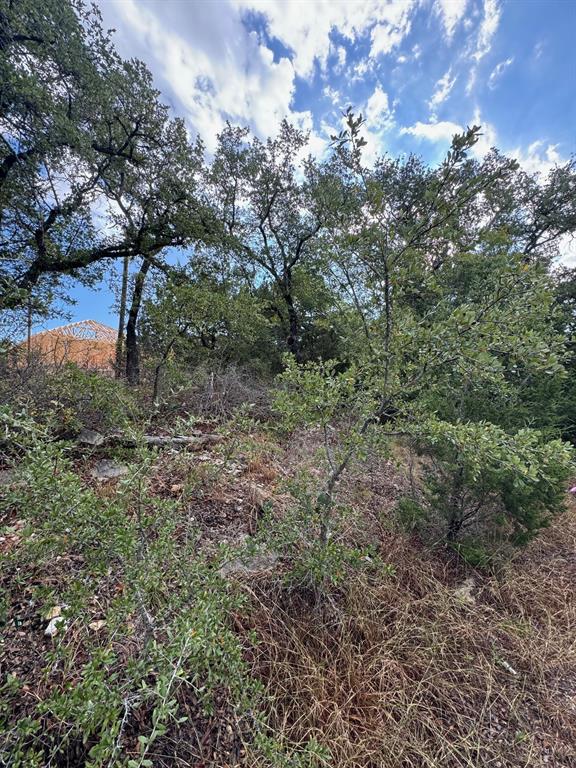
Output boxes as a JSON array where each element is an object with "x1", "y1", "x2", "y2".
[
  {"x1": 30, "y1": 319, "x2": 117, "y2": 343},
  {"x1": 22, "y1": 319, "x2": 117, "y2": 372}
]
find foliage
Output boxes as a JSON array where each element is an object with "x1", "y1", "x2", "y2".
[
  {"x1": 2, "y1": 3, "x2": 576, "y2": 762},
  {"x1": 0, "y1": 362, "x2": 139, "y2": 435},
  {"x1": 412, "y1": 418, "x2": 574, "y2": 544},
  {"x1": 0, "y1": 410, "x2": 261, "y2": 766},
  {"x1": 269, "y1": 117, "x2": 575, "y2": 554},
  {"x1": 0, "y1": 0, "x2": 217, "y2": 319},
  {"x1": 141, "y1": 274, "x2": 274, "y2": 400}
]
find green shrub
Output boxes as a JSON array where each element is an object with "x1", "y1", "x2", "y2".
[
  {"x1": 0, "y1": 414, "x2": 260, "y2": 766},
  {"x1": 413, "y1": 418, "x2": 575, "y2": 547},
  {"x1": 0, "y1": 363, "x2": 140, "y2": 436}
]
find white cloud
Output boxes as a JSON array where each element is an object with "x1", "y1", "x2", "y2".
[
  {"x1": 350, "y1": 58, "x2": 372, "y2": 81},
  {"x1": 488, "y1": 56, "x2": 513, "y2": 89},
  {"x1": 233, "y1": 0, "x2": 417, "y2": 77},
  {"x1": 366, "y1": 85, "x2": 393, "y2": 126},
  {"x1": 404, "y1": 108, "x2": 568, "y2": 176},
  {"x1": 96, "y1": 0, "x2": 424, "y2": 153},
  {"x1": 400, "y1": 109, "x2": 495, "y2": 155},
  {"x1": 323, "y1": 85, "x2": 342, "y2": 106},
  {"x1": 435, "y1": 0, "x2": 468, "y2": 40},
  {"x1": 466, "y1": 0, "x2": 501, "y2": 94},
  {"x1": 98, "y1": 0, "x2": 299, "y2": 149},
  {"x1": 428, "y1": 68, "x2": 457, "y2": 113},
  {"x1": 401, "y1": 119, "x2": 463, "y2": 143},
  {"x1": 511, "y1": 140, "x2": 564, "y2": 176},
  {"x1": 472, "y1": 0, "x2": 501, "y2": 62},
  {"x1": 370, "y1": 2, "x2": 415, "y2": 57}
]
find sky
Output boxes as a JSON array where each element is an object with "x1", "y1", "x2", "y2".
[{"x1": 42, "y1": 0, "x2": 576, "y2": 332}]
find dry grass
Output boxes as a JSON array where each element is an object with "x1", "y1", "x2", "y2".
[
  {"x1": 241, "y1": 503, "x2": 576, "y2": 767},
  {"x1": 3, "y1": 415, "x2": 575, "y2": 767}
]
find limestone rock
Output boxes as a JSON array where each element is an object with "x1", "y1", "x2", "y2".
[
  {"x1": 218, "y1": 551, "x2": 279, "y2": 579},
  {"x1": 90, "y1": 459, "x2": 129, "y2": 481},
  {"x1": 77, "y1": 428, "x2": 105, "y2": 447}
]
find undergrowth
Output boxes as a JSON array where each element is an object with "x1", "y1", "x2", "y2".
[{"x1": 1, "y1": 401, "x2": 575, "y2": 767}]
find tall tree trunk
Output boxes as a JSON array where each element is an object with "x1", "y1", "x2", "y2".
[
  {"x1": 125, "y1": 259, "x2": 150, "y2": 385},
  {"x1": 115, "y1": 255, "x2": 129, "y2": 378},
  {"x1": 26, "y1": 294, "x2": 32, "y2": 365},
  {"x1": 285, "y1": 294, "x2": 300, "y2": 360},
  {"x1": 282, "y1": 270, "x2": 301, "y2": 360}
]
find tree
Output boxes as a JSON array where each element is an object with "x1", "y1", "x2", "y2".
[
  {"x1": 98, "y1": 118, "x2": 218, "y2": 385},
  {"x1": 275, "y1": 114, "x2": 575, "y2": 549},
  {"x1": 552, "y1": 264, "x2": 576, "y2": 442},
  {"x1": 208, "y1": 122, "x2": 331, "y2": 360},
  {"x1": 142, "y1": 273, "x2": 269, "y2": 402},
  {"x1": 0, "y1": 0, "x2": 217, "y2": 328}
]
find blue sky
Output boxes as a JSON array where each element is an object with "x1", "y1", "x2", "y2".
[{"x1": 44, "y1": 0, "x2": 576, "y2": 332}]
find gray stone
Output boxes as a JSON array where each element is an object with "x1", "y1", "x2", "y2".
[
  {"x1": 77, "y1": 428, "x2": 105, "y2": 447},
  {"x1": 90, "y1": 459, "x2": 129, "y2": 481},
  {"x1": 218, "y1": 551, "x2": 279, "y2": 579}
]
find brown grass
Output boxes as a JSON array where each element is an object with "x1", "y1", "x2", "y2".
[
  {"x1": 3, "y1": 420, "x2": 575, "y2": 767},
  {"x1": 241, "y1": 504, "x2": 576, "y2": 767}
]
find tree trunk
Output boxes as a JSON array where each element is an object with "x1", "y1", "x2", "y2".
[
  {"x1": 125, "y1": 259, "x2": 150, "y2": 385},
  {"x1": 26, "y1": 294, "x2": 32, "y2": 365},
  {"x1": 152, "y1": 337, "x2": 177, "y2": 404},
  {"x1": 282, "y1": 284, "x2": 301, "y2": 361},
  {"x1": 115, "y1": 255, "x2": 130, "y2": 378}
]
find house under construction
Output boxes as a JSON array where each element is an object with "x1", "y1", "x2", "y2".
[{"x1": 22, "y1": 320, "x2": 117, "y2": 374}]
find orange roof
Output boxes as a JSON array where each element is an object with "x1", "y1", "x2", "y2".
[
  {"x1": 30, "y1": 319, "x2": 117, "y2": 343},
  {"x1": 23, "y1": 320, "x2": 117, "y2": 372}
]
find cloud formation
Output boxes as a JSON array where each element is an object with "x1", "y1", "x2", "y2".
[
  {"x1": 435, "y1": 0, "x2": 468, "y2": 40},
  {"x1": 429, "y1": 69, "x2": 457, "y2": 114},
  {"x1": 400, "y1": 120, "x2": 463, "y2": 143},
  {"x1": 94, "y1": 0, "x2": 571, "y2": 189},
  {"x1": 466, "y1": 0, "x2": 501, "y2": 94},
  {"x1": 488, "y1": 57, "x2": 514, "y2": 89}
]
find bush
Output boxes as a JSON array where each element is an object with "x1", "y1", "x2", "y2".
[
  {"x1": 0, "y1": 413, "x2": 255, "y2": 765},
  {"x1": 155, "y1": 363, "x2": 272, "y2": 422},
  {"x1": 412, "y1": 419, "x2": 575, "y2": 547},
  {"x1": 0, "y1": 362, "x2": 139, "y2": 436}
]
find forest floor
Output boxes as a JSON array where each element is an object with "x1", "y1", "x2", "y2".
[{"x1": 1, "y1": 418, "x2": 575, "y2": 767}]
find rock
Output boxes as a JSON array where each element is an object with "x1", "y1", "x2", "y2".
[
  {"x1": 248, "y1": 483, "x2": 272, "y2": 510},
  {"x1": 77, "y1": 428, "x2": 105, "y2": 447},
  {"x1": 454, "y1": 577, "x2": 476, "y2": 605},
  {"x1": 218, "y1": 551, "x2": 279, "y2": 579},
  {"x1": 89, "y1": 619, "x2": 106, "y2": 632},
  {"x1": 143, "y1": 434, "x2": 222, "y2": 451},
  {"x1": 44, "y1": 605, "x2": 62, "y2": 620},
  {"x1": 90, "y1": 459, "x2": 129, "y2": 481},
  {"x1": 0, "y1": 469, "x2": 15, "y2": 485},
  {"x1": 45, "y1": 616, "x2": 66, "y2": 637}
]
